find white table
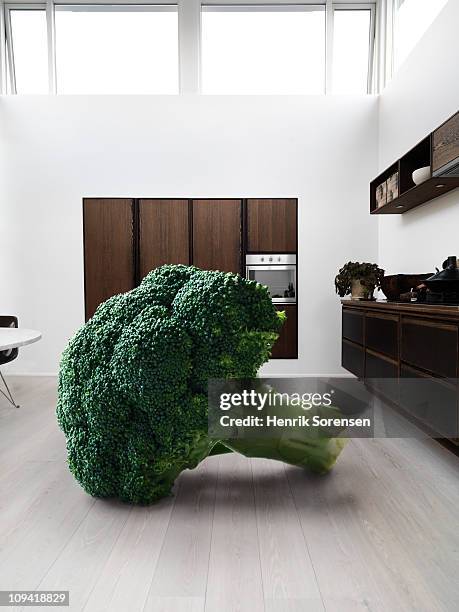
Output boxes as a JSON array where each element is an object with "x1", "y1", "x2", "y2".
[
  {"x1": 0, "y1": 328, "x2": 42, "y2": 351},
  {"x1": 0, "y1": 328, "x2": 42, "y2": 408}
]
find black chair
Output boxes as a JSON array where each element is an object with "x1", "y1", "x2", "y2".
[{"x1": 0, "y1": 316, "x2": 20, "y2": 408}]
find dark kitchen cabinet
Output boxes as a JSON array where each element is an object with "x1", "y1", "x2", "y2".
[
  {"x1": 365, "y1": 313, "x2": 398, "y2": 359},
  {"x1": 83, "y1": 198, "x2": 135, "y2": 320},
  {"x1": 83, "y1": 197, "x2": 298, "y2": 360},
  {"x1": 400, "y1": 364, "x2": 458, "y2": 439},
  {"x1": 340, "y1": 301, "x2": 459, "y2": 444},
  {"x1": 365, "y1": 349, "x2": 399, "y2": 403},
  {"x1": 192, "y1": 200, "x2": 242, "y2": 274},
  {"x1": 139, "y1": 199, "x2": 189, "y2": 279},
  {"x1": 342, "y1": 339, "x2": 364, "y2": 378},
  {"x1": 271, "y1": 304, "x2": 298, "y2": 359},
  {"x1": 247, "y1": 199, "x2": 297, "y2": 253},
  {"x1": 401, "y1": 317, "x2": 458, "y2": 378},
  {"x1": 371, "y1": 110, "x2": 459, "y2": 215},
  {"x1": 342, "y1": 309, "x2": 364, "y2": 345}
]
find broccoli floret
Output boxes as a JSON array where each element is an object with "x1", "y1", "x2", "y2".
[{"x1": 57, "y1": 265, "x2": 345, "y2": 504}]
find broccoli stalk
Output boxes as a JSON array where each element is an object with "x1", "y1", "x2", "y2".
[
  {"x1": 224, "y1": 431, "x2": 347, "y2": 475},
  {"x1": 57, "y1": 265, "x2": 346, "y2": 504}
]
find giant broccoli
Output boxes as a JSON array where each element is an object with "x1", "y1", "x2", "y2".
[{"x1": 57, "y1": 265, "x2": 346, "y2": 504}]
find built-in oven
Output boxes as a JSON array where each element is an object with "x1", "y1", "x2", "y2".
[{"x1": 246, "y1": 254, "x2": 296, "y2": 303}]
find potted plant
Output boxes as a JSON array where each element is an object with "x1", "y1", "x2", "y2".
[{"x1": 335, "y1": 262, "x2": 384, "y2": 300}]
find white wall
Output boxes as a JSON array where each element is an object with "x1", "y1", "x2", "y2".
[
  {"x1": 378, "y1": 0, "x2": 459, "y2": 274},
  {"x1": 0, "y1": 95, "x2": 378, "y2": 376}
]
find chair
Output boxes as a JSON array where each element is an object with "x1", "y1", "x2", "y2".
[{"x1": 0, "y1": 316, "x2": 19, "y2": 408}]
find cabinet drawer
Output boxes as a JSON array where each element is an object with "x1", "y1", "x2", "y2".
[
  {"x1": 342, "y1": 308, "x2": 364, "y2": 345},
  {"x1": 365, "y1": 313, "x2": 398, "y2": 358},
  {"x1": 342, "y1": 339, "x2": 364, "y2": 378},
  {"x1": 365, "y1": 350, "x2": 398, "y2": 403},
  {"x1": 400, "y1": 365, "x2": 458, "y2": 439},
  {"x1": 401, "y1": 318, "x2": 458, "y2": 378}
]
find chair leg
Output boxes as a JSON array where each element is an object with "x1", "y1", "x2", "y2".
[{"x1": 0, "y1": 369, "x2": 20, "y2": 408}]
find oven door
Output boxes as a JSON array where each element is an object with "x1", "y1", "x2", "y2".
[{"x1": 246, "y1": 265, "x2": 296, "y2": 303}]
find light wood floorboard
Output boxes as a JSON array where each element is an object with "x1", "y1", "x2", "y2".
[
  {"x1": 144, "y1": 456, "x2": 219, "y2": 604},
  {"x1": 205, "y1": 454, "x2": 264, "y2": 612},
  {"x1": 0, "y1": 377, "x2": 458, "y2": 612}
]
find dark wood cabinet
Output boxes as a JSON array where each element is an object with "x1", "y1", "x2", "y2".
[
  {"x1": 401, "y1": 317, "x2": 458, "y2": 378},
  {"x1": 247, "y1": 199, "x2": 297, "y2": 253},
  {"x1": 400, "y1": 364, "x2": 458, "y2": 439},
  {"x1": 371, "y1": 110, "x2": 459, "y2": 215},
  {"x1": 139, "y1": 199, "x2": 189, "y2": 279},
  {"x1": 342, "y1": 339, "x2": 364, "y2": 378},
  {"x1": 365, "y1": 349, "x2": 399, "y2": 403},
  {"x1": 192, "y1": 200, "x2": 242, "y2": 274},
  {"x1": 83, "y1": 198, "x2": 135, "y2": 320},
  {"x1": 342, "y1": 309, "x2": 364, "y2": 345},
  {"x1": 271, "y1": 304, "x2": 298, "y2": 359},
  {"x1": 83, "y1": 197, "x2": 298, "y2": 360},
  {"x1": 365, "y1": 313, "x2": 398, "y2": 359},
  {"x1": 341, "y1": 301, "x2": 459, "y2": 443}
]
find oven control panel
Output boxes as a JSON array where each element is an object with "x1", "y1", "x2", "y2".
[{"x1": 245, "y1": 254, "x2": 296, "y2": 265}]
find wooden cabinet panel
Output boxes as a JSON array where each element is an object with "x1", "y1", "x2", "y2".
[
  {"x1": 83, "y1": 199, "x2": 135, "y2": 320},
  {"x1": 342, "y1": 308, "x2": 364, "y2": 345},
  {"x1": 342, "y1": 339, "x2": 364, "y2": 378},
  {"x1": 139, "y1": 199, "x2": 189, "y2": 279},
  {"x1": 365, "y1": 313, "x2": 399, "y2": 359},
  {"x1": 401, "y1": 317, "x2": 458, "y2": 378},
  {"x1": 271, "y1": 304, "x2": 297, "y2": 359},
  {"x1": 432, "y1": 111, "x2": 459, "y2": 174},
  {"x1": 341, "y1": 302, "x2": 459, "y2": 443},
  {"x1": 192, "y1": 200, "x2": 242, "y2": 274},
  {"x1": 400, "y1": 364, "x2": 458, "y2": 439},
  {"x1": 365, "y1": 349, "x2": 399, "y2": 403},
  {"x1": 247, "y1": 199, "x2": 297, "y2": 253}
]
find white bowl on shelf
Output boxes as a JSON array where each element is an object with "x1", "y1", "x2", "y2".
[{"x1": 412, "y1": 166, "x2": 431, "y2": 186}]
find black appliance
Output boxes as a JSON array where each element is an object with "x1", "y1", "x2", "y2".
[{"x1": 426, "y1": 256, "x2": 459, "y2": 304}]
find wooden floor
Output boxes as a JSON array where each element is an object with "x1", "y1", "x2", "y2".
[{"x1": 1, "y1": 377, "x2": 459, "y2": 612}]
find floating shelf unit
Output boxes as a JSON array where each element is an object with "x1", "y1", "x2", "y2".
[{"x1": 371, "y1": 111, "x2": 459, "y2": 215}]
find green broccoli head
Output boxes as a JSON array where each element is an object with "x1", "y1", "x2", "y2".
[{"x1": 57, "y1": 265, "x2": 283, "y2": 504}]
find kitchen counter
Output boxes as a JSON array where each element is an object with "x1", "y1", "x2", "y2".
[{"x1": 341, "y1": 299, "x2": 459, "y2": 321}]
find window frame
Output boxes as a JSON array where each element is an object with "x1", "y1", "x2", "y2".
[
  {"x1": 3, "y1": 1, "x2": 179, "y2": 94},
  {"x1": 332, "y1": 3, "x2": 376, "y2": 94},
  {"x1": 0, "y1": 0, "x2": 378, "y2": 95},
  {"x1": 4, "y1": 3, "x2": 48, "y2": 94},
  {"x1": 201, "y1": 3, "x2": 328, "y2": 95},
  {"x1": 53, "y1": 3, "x2": 179, "y2": 94}
]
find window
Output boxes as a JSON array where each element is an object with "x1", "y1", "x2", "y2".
[
  {"x1": 332, "y1": 9, "x2": 373, "y2": 94},
  {"x1": 201, "y1": 5, "x2": 326, "y2": 94},
  {"x1": 1, "y1": 1, "x2": 377, "y2": 95},
  {"x1": 394, "y1": 0, "x2": 448, "y2": 70},
  {"x1": 7, "y1": 8, "x2": 48, "y2": 94},
  {"x1": 54, "y1": 5, "x2": 178, "y2": 94}
]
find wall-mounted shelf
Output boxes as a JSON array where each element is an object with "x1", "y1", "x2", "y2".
[{"x1": 371, "y1": 111, "x2": 459, "y2": 215}]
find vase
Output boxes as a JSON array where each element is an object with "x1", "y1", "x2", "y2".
[
  {"x1": 412, "y1": 166, "x2": 431, "y2": 186},
  {"x1": 351, "y1": 279, "x2": 374, "y2": 300}
]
